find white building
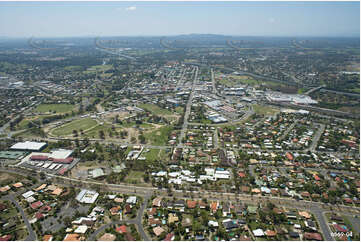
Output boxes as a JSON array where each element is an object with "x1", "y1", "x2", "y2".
[
  {"x1": 76, "y1": 189, "x2": 99, "y2": 204},
  {"x1": 126, "y1": 196, "x2": 137, "y2": 204},
  {"x1": 10, "y1": 141, "x2": 47, "y2": 151}
]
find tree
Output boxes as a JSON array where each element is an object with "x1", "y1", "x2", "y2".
[
  {"x1": 99, "y1": 130, "x2": 105, "y2": 139},
  {"x1": 139, "y1": 135, "x2": 146, "y2": 144}
]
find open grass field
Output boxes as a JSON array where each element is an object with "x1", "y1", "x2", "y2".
[
  {"x1": 122, "y1": 122, "x2": 154, "y2": 129},
  {"x1": 222, "y1": 75, "x2": 262, "y2": 86},
  {"x1": 83, "y1": 123, "x2": 112, "y2": 138},
  {"x1": 124, "y1": 171, "x2": 144, "y2": 184},
  {"x1": 218, "y1": 74, "x2": 281, "y2": 88},
  {"x1": 138, "y1": 103, "x2": 172, "y2": 116},
  {"x1": 52, "y1": 118, "x2": 98, "y2": 136},
  {"x1": 83, "y1": 64, "x2": 113, "y2": 74},
  {"x1": 252, "y1": 104, "x2": 280, "y2": 116},
  {"x1": 34, "y1": 103, "x2": 76, "y2": 114},
  {"x1": 143, "y1": 149, "x2": 160, "y2": 162},
  {"x1": 144, "y1": 125, "x2": 173, "y2": 145},
  {"x1": 175, "y1": 106, "x2": 184, "y2": 115},
  {"x1": 0, "y1": 172, "x2": 26, "y2": 184},
  {"x1": 16, "y1": 119, "x2": 31, "y2": 130},
  {"x1": 15, "y1": 115, "x2": 55, "y2": 130},
  {"x1": 64, "y1": 65, "x2": 83, "y2": 72}
]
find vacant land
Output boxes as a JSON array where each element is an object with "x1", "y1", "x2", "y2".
[
  {"x1": 52, "y1": 118, "x2": 98, "y2": 136},
  {"x1": 124, "y1": 171, "x2": 144, "y2": 184},
  {"x1": 143, "y1": 149, "x2": 161, "y2": 162},
  {"x1": 83, "y1": 64, "x2": 113, "y2": 74},
  {"x1": 252, "y1": 104, "x2": 280, "y2": 116},
  {"x1": 34, "y1": 103, "x2": 76, "y2": 113},
  {"x1": 138, "y1": 103, "x2": 173, "y2": 115},
  {"x1": 218, "y1": 75, "x2": 261, "y2": 87},
  {"x1": 144, "y1": 125, "x2": 173, "y2": 145},
  {"x1": 0, "y1": 172, "x2": 26, "y2": 184},
  {"x1": 175, "y1": 106, "x2": 184, "y2": 115}
]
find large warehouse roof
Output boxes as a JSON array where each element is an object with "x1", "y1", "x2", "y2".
[
  {"x1": 10, "y1": 141, "x2": 47, "y2": 151},
  {"x1": 49, "y1": 149, "x2": 73, "y2": 159}
]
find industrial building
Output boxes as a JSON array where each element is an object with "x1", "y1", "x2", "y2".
[
  {"x1": 17, "y1": 149, "x2": 76, "y2": 175},
  {"x1": 10, "y1": 141, "x2": 47, "y2": 151}
]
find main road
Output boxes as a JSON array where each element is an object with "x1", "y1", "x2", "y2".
[{"x1": 178, "y1": 66, "x2": 198, "y2": 147}]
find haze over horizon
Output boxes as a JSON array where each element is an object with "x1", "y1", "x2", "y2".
[{"x1": 0, "y1": 1, "x2": 359, "y2": 38}]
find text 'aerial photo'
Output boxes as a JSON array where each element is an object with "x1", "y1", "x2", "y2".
[{"x1": 0, "y1": 1, "x2": 359, "y2": 241}]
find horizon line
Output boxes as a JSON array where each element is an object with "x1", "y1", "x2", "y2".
[{"x1": 1, "y1": 34, "x2": 360, "y2": 39}]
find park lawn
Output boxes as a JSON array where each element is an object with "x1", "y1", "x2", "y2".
[
  {"x1": 52, "y1": 118, "x2": 97, "y2": 136},
  {"x1": 144, "y1": 125, "x2": 173, "y2": 146},
  {"x1": 84, "y1": 64, "x2": 113, "y2": 74},
  {"x1": 138, "y1": 103, "x2": 172, "y2": 116},
  {"x1": 34, "y1": 103, "x2": 76, "y2": 114},
  {"x1": 16, "y1": 115, "x2": 68, "y2": 131},
  {"x1": 175, "y1": 106, "x2": 184, "y2": 115},
  {"x1": 122, "y1": 122, "x2": 153, "y2": 128},
  {"x1": 218, "y1": 77, "x2": 260, "y2": 87},
  {"x1": 1, "y1": 207, "x2": 17, "y2": 219},
  {"x1": 348, "y1": 87, "x2": 360, "y2": 93},
  {"x1": 158, "y1": 149, "x2": 169, "y2": 160},
  {"x1": 298, "y1": 88, "x2": 307, "y2": 94},
  {"x1": 83, "y1": 123, "x2": 112, "y2": 138},
  {"x1": 0, "y1": 172, "x2": 26, "y2": 184},
  {"x1": 100, "y1": 73, "x2": 113, "y2": 78},
  {"x1": 16, "y1": 116, "x2": 44, "y2": 130},
  {"x1": 143, "y1": 149, "x2": 160, "y2": 162},
  {"x1": 16, "y1": 119, "x2": 31, "y2": 130},
  {"x1": 252, "y1": 104, "x2": 279, "y2": 116},
  {"x1": 201, "y1": 119, "x2": 213, "y2": 125},
  {"x1": 64, "y1": 65, "x2": 83, "y2": 72},
  {"x1": 124, "y1": 171, "x2": 144, "y2": 184},
  {"x1": 14, "y1": 227, "x2": 28, "y2": 240}
]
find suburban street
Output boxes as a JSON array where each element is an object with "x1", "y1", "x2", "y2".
[
  {"x1": 1, "y1": 166, "x2": 359, "y2": 242},
  {"x1": 88, "y1": 196, "x2": 150, "y2": 241},
  {"x1": 1, "y1": 194, "x2": 37, "y2": 241}
]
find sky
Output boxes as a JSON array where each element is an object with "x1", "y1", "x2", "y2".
[{"x1": 0, "y1": 1, "x2": 359, "y2": 37}]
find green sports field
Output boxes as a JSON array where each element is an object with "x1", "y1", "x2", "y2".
[
  {"x1": 34, "y1": 103, "x2": 76, "y2": 113},
  {"x1": 52, "y1": 118, "x2": 98, "y2": 136},
  {"x1": 138, "y1": 103, "x2": 172, "y2": 115}
]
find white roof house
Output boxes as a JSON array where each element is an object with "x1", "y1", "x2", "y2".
[
  {"x1": 169, "y1": 178, "x2": 182, "y2": 185},
  {"x1": 152, "y1": 171, "x2": 167, "y2": 177},
  {"x1": 26, "y1": 196, "x2": 36, "y2": 203},
  {"x1": 126, "y1": 196, "x2": 137, "y2": 204},
  {"x1": 168, "y1": 172, "x2": 181, "y2": 178},
  {"x1": 253, "y1": 229, "x2": 264, "y2": 237},
  {"x1": 76, "y1": 189, "x2": 99, "y2": 204},
  {"x1": 90, "y1": 168, "x2": 105, "y2": 178},
  {"x1": 22, "y1": 190, "x2": 35, "y2": 199},
  {"x1": 214, "y1": 173, "x2": 230, "y2": 179},
  {"x1": 208, "y1": 220, "x2": 219, "y2": 227},
  {"x1": 74, "y1": 225, "x2": 88, "y2": 234},
  {"x1": 261, "y1": 187, "x2": 271, "y2": 194},
  {"x1": 205, "y1": 168, "x2": 215, "y2": 176}
]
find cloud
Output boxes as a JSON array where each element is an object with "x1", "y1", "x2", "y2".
[
  {"x1": 126, "y1": 6, "x2": 137, "y2": 11},
  {"x1": 268, "y1": 17, "x2": 276, "y2": 24}
]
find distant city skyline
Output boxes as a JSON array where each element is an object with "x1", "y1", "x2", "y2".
[{"x1": 0, "y1": 1, "x2": 359, "y2": 38}]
